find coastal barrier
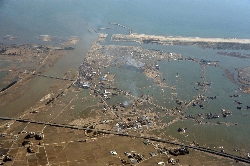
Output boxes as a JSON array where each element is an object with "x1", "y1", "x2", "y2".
[
  {"x1": 0, "y1": 72, "x2": 75, "y2": 94},
  {"x1": 0, "y1": 80, "x2": 18, "y2": 92},
  {"x1": 97, "y1": 27, "x2": 115, "y2": 30},
  {"x1": 111, "y1": 33, "x2": 250, "y2": 50},
  {"x1": 21, "y1": 72, "x2": 75, "y2": 81},
  {"x1": 112, "y1": 33, "x2": 250, "y2": 44},
  {"x1": 0, "y1": 117, "x2": 249, "y2": 164},
  {"x1": 110, "y1": 23, "x2": 132, "y2": 35}
]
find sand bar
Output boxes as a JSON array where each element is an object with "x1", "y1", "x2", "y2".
[{"x1": 113, "y1": 33, "x2": 250, "y2": 44}]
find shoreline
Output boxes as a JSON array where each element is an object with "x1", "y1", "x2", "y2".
[
  {"x1": 114, "y1": 33, "x2": 250, "y2": 44},
  {"x1": 111, "y1": 33, "x2": 250, "y2": 50}
]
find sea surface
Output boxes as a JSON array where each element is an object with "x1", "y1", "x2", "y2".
[
  {"x1": 1, "y1": 0, "x2": 250, "y2": 158},
  {"x1": 1, "y1": 0, "x2": 250, "y2": 42}
]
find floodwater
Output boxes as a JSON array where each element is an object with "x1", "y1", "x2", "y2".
[
  {"x1": 102, "y1": 35, "x2": 250, "y2": 155},
  {"x1": 1, "y1": 0, "x2": 250, "y2": 159}
]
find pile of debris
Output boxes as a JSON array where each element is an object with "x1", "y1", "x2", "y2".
[
  {"x1": 178, "y1": 127, "x2": 187, "y2": 133},
  {"x1": 1, "y1": 155, "x2": 13, "y2": 164},
  {"x1": 123, "y1": 151, "x2": 144, "y2": 164},
  {"x1": 24, "y1": 132, "x2": 43, "y2": 140},
  {"x1": 168, "y1": 157, "x2": 179, "y2": 165},
  {"x1": 169, "y1": 147, "x2": 189, "y2": 156},
  {"x1": 221, "y1": 109, "x2": 232, "y2": 117},
  {"x1": 22, "y1": 132, "x2": 44, "y2": 153},
  {"x1": 205, "y1": 113, "x2": 220, "y2": 119}
]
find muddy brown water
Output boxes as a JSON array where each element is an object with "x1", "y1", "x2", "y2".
[{"x1": 0, "y1": 33, "x2": 97, "y2": 118}]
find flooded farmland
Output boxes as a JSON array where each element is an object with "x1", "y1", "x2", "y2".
[{"x1": 1, "y1": 0, "x2": 250, "y2": 165}]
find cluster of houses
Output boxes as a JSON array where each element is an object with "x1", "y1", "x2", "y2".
[
  {"x1": 77, "y1": 60, "x2": 96, "y2": 89},
  {"x1": 123, "y1": 151, "x2": 144, "y2": 164},
  {"x1": 23, "y1": 132, "x2": 44, "y2": 153},
  {"x1": 110, "y1": 150, "x2": 144, "y2": 164},
  {"x1": 113, "y1": 115, "x2": 153, "y2": 133}
]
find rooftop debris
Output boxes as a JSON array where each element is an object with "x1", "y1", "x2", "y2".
[
  {"x1": 27, "y1": 146, "x2": 34, "y2": 153},
  {"x1": 22, "y1": 140, "x2": 31, "y2": 146},
  {"x1": 24, "y1": 132, "x2": 36, "y2": 139},
  {"x1": 35, "y1": 133, "x2": 44, "y2": 140},
  {"x1": 221, "y1": 109, "x2": 232, "y2": 117},
  {"x1": 110, "y1": 150, "x2": 117, "y2": 155},
  {"x1": 2, "y1": 155, "x2": 13, "y2": 162}
]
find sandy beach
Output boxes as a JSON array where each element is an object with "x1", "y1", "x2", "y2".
[{"x1": 114, "y1": 33, "x2": 250, "y2": 44}]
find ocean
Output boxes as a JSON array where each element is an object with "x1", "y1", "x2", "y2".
[{"x1": 1, "y1": 0, "x2": 250, "y2": 44}]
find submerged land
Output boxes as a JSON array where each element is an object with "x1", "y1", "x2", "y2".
[{"x1": 1, "y1": 28, "x2": 250, "y2": 165}]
